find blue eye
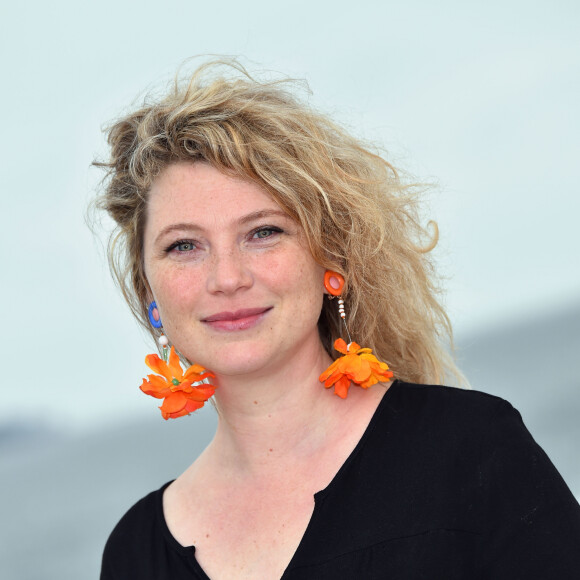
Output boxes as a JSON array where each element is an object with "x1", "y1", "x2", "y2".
[
  {"x1": 168, "y1": 240, "x2": 196, "y2": 252},
  {"x1": 252, "y1": 227, "x2": 282, "y2": 239}
]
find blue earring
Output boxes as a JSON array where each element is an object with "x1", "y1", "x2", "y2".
[
  {"x1": 148, "y1": 301, "x2": 169, "y2": 361},
  {"x1": 148, "y1": 301, "x2": 163, "y2": 328}
]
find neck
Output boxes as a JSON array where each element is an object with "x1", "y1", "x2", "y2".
[{"x1": 206, "y1": 341, "x2": 348, "y2": 475}]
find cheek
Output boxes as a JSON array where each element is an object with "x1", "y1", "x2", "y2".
[
  {"x1": 259, "y1": 251, "x2": 321, "y2": 292},
  {"x1": 271, "y1": 255, "x2": 325, "y2": 317},
  {"x1": 151, "y1": 266, "x2": 202, "y2": 312}
]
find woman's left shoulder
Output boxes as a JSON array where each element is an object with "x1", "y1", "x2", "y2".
[{"x1": 384, "y1": 379, "x2": 522, "y2": 430}]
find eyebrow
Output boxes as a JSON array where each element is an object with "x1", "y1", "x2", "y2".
[
  {"x1": 154, "y1": 209, "x2": 291, "y2": 245},
  {"x1": 238, "y1": 209, "x2": 290, "y2": 225}
]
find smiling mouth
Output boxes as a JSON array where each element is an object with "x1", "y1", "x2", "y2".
[{"x1": 202, "y1": 307, "x2": 272, "y2": 331}]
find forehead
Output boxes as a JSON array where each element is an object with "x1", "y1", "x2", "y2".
[{"x1": 146, "y1": 162, "x2": 282, "y2": 225}]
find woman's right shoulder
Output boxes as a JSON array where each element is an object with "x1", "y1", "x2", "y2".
[
  {"x1": 109, "y1": 481, "x2": 171, "y2": 537},
  {"x1": 100, "y1": 481, "x2": 173, "y2": 579}
]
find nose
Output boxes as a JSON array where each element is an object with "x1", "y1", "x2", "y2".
[{"x1": 206, "y1": 247, "x2": 253, "y2": 295}]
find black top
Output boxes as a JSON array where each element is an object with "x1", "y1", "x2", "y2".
[{"x1": 101, "y1": 381, "x2": 580, "y2": 579}]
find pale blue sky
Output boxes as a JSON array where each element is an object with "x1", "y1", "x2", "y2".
[{"x1": 1, "y1": 0, "x2": 578, "y2": 429}]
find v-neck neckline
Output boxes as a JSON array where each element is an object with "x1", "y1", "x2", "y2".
[{"x1": 157, "y1": 380, "x2": 398, "y2": 579}]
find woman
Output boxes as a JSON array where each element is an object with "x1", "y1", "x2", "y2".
[{"x1": 97, "y1": 60, "x2": 580, "y2": 579}]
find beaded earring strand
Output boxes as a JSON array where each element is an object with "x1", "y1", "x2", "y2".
[
  {"x1": 139, "y1": 301, "x2": 217, "y2": 419},
  {"x1": 319, "y1": 272, "x2": 393, "y2": 399}
]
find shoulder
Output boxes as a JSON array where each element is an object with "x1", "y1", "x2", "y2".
[
  {"x1": 379, "y1": 382, "x2": 580, "y2": 522},
  {"x1": 346, "y1": 380, "x2": 524, "y2": 495},
  {"x1": 387, "y1": 378, "x2": 511, "y2": 409},
  {"x1": 107, "y1": 482, "x2": 168, "y2": 542},
  {"x1": 100, "y1": 482, "x2": 172, "y2": 579},
  {"x1": 381, "y1": 379, "x2": 519, "y2": 439},
  {"x1": 365, "y1": 380, "x2": 547, "y2": 488}
]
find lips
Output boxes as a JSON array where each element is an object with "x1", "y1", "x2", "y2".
[{"x1": 202, "y1": 307, "x2": 272, "y2": 331}]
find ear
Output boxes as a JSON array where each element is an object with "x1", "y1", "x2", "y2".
[{"x1": 143, "y1": 276, "x2": 156, "y2": 305}]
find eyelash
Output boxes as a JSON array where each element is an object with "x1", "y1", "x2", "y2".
[
  {"x1": 166, "y1": 240, "x2": 197, "y2": 253},
  {"x1": 165, "y1": 226, "x2": 284, "y2": 254},
  {"x1": 250, "y1": 225, "x2": 283, "y2": 239}
]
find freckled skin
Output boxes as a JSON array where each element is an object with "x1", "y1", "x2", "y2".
[
  {"x1": 150, "y1": 163, "x2": 390, "y2": 580},
  {"x1": 143, "y1": 162, "x2": 327, "y2": 380}
]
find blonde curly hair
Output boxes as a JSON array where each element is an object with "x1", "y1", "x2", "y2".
[{"x1": 93, "y1": 59, "x2": 462, "y2": 386}]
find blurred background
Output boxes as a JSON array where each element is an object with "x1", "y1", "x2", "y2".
[{"x1": 1, "y1": 0, "x2": 578, "y2": 578}]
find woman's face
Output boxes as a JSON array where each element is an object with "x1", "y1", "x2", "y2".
[{"x1": 143, "y1": 162, "x2": 327, "y2": 377}]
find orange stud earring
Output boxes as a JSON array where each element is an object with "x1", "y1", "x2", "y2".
[
  {"x1": 324, "y1": 271, "x2": 345, "y2": 296},
  {"x1": 319, "y1": 270, "x2": 393, "y2": 399}
]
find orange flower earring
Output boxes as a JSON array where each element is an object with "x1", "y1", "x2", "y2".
[
  {"x1": 319, "y1": 272, "x2": 393, "y2": 399},
  {"x1": 139, "y1": 301, "x2": 217, "y2": 420}
]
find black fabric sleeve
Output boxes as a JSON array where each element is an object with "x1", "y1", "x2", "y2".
[{"x1": 479, "y1": 400, "x2": 580, "y2": 578}]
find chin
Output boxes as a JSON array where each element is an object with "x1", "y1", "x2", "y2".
[
  {"x1": 215, "y1": 355, "x2": 273, "y2": 378},
  {"x1": 192, "y1": 345, "x2": 274, "y2": 378}
]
